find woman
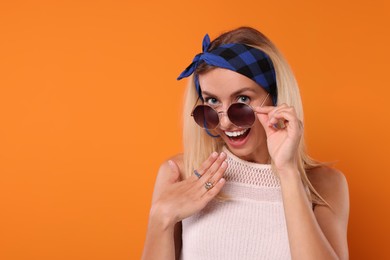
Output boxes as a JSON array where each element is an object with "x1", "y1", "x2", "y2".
[{"x1": 142, "y1": 27, "x2": 349, "y2": 260}]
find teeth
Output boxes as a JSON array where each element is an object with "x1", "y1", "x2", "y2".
[{"x1": 225, "y1": 129, "x2": 248, "y2": 137}]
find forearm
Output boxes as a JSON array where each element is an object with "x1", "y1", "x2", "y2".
[
  {"x1": 279, "y1": 169, "x2": 338, "y2": 260},
  {"x1": 142, "y1": 206, "x2": 176, "y2": 260}
]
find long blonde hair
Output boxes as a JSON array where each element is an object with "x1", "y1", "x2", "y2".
[{"x1": 182, "y1": 27, "x2": 326, "y2": 206}]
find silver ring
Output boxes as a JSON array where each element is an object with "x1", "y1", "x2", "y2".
[
  {"x1": 194, "y1": 170, "x2": 201, "y2": 179},
  {"x1": 205, "y1": 181, "x2": 213, "y2": 190}
]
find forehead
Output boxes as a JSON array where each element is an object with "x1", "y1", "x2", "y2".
[{"x1": 198, "y1": 68, "x2": 266, "y2": 98}]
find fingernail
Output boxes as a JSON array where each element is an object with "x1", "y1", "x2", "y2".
[
  {"x1": 221, "y1": 161, "x2": 227, "y2": 167},
  {"x1": 219, "y1": 178, "x2": 225, "y2": 184},
  {"x1": 220, "y1": 152, "x2": 226, "y2": 158},
  {"x1": 211, "y1": 152, "x2": 218, "y2": 158},
  {"x1": 168, "y1": 160, "x2": 174, "y2": 167}
]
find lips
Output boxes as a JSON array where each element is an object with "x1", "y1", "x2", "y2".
[
  {"x1": 224, "y1": 128, "x2": 251, "y2": 147},
  {"x1": 224, "y1": 128, "x2": 249, "y2": 137}
]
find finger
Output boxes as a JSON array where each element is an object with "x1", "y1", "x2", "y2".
[
  {"x1": 266, "y1": 106, "x2": 295, "y2": 127},
  {"x1": 201, "y1": 178, "x2": 226, "y2": 203},
  {"x1": 266, "y1": 104, "x2": 290, "y2": 121},
  {"x1": 268, "y1": 107, "x2": 295, "y2": 125},
  {"x1": 268, "y1": 110, "x2": 302, "y2": 132},
  {"x1": 256, "y1": 110, "x2": 277, "y2": 137},
  {"x1": 204, "y1": 160, "x2": 228, "y2": 191},
  {"x1": 254, "y1": 103, "x2": 288, "y2": 114},
  {"x1": 198, "y1": 152, "x2": 227, "y2": 183},
  {"x1": 253, "y1": 105, "x2": 275, "y2": 114},
  {"x1": 191, "y1": 152, "x2": 219, "y2": 180},
  {"x1": 255, "y1": 105, "x2": 289, "y2": 135}
]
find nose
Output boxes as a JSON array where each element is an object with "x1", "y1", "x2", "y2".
[{"x1": 218, "y1": 111, "x2": 234, "y2": 130}]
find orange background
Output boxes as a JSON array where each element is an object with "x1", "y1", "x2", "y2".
[{"x1": 0, "y1": 1, "x2": 389, "y2": 259}]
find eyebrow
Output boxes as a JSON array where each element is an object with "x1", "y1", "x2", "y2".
[{"x1": 202, "y1": 87, "x2": 258, "y2": 98}]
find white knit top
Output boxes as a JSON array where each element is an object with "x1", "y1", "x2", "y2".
[{"x1": 180, "y1": 147, "x2": 291, "y2": 260}]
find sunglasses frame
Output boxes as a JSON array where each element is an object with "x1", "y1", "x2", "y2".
[{"x1": 191, "y1": 93, "x2": 270, "y2": 130}]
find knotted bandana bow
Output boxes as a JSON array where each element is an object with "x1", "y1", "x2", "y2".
[{"x1": 177, "y1": 34, "x2": 278, "y2": 105}]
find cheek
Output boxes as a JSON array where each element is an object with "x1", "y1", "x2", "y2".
[{"x1": 252, "y1": 120, "x2": 266, "y2": 136}]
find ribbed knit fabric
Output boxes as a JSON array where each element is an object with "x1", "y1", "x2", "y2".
[{"x1": 181, "y1": 147, "x2": 291, "y2": 260}]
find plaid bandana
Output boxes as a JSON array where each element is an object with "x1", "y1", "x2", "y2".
[{"x1": 177, "y1": 34, "x2": 278, "y2": 105}]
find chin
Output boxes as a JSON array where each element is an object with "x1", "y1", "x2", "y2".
[{"x1": 228, "y1": 144, "x2": 255, "y2": 158}]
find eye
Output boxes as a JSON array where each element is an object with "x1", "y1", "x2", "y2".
[
  {"x1": 205, "y1": 97, "x2": 219, "y2": 106},
  {"x1": 237, "y1": 95, "x2": 250, "y2": 103}
]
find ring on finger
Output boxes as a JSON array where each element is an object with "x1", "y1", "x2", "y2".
[
  {"x1": 273, "y1": 119, "x2": 286, "y2": 129},
  {"x1": 194, "y1": 170, "x2": 202, "y2": 179},
  {"x1": 205, "y1": 181, "x2": 213, "y2": 190}
]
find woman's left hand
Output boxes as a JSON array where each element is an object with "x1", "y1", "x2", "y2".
[{"x1": 254, "y1": 104, "x2": 304, "y2": 172}]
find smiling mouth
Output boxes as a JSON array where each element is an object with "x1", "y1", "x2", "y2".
[{"x1": 224, "y1": 128, "x2": 250, "y2": 141}]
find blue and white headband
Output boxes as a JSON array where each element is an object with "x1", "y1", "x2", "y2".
[{"x1": 177, "y1": 34, "x2": 278, "y2": 105}]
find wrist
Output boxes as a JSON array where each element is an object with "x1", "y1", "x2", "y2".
[
  {"x1": 149, "y1": 203, "x2": 177, "y2": 231},
  {"x1": 276, "y1": 167, "x2": 301, "y2": 184},
  {"x1": 274, "y1": 162, "x2": 299, "y2": 175}
]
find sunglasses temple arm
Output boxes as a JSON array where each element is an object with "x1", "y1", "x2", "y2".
[
  {"x1": 205, "y1": 127, "x2": 220, "y2": 138},
  {"x1": 191, "y1": 96, "x2": 201, "y2": 113},
  {"x1": 259, "y1": 93, "x2": 270, "y2": 107}
]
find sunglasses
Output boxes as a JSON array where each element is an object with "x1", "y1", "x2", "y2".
[{"x1": 191, "y1": 93, "x2": 269, "y2": 130}]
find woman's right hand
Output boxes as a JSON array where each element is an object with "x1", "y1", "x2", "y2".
[{"x1": 150, "y1": 152, "x2": 228, "y2": 229}]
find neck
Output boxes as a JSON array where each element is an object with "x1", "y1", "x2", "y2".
[{"x1": 241, "y1": 149, "x2": 271, "y2": 164}]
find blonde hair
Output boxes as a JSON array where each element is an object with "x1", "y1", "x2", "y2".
[{"x1": 182, "y1": 27, "x2": 326, "y2": 206}]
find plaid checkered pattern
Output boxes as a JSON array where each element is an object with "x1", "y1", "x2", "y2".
[{"x1": 178, "y1": 34, "x2": 277, "y2": 105}]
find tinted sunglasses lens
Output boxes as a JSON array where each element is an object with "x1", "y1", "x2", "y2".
[
  {"x1": 192, "y1": 106, "x2": 219, "y2": 129},
  {"x1": 228, "y1": 103, "x2": 255, "y2": 127}
]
